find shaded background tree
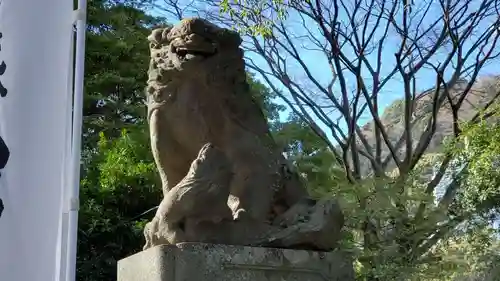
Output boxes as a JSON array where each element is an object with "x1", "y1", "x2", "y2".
[
  {"x1": 83, "y1": 0, "x2": 163, "y2": 152},
  {"x1": 78, "y1": 1, "x2": 165, "y2": 280}
]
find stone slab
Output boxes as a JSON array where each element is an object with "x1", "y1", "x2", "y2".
[{"x1": 117, "y1": 243, "x2": 354, "y2": 281}]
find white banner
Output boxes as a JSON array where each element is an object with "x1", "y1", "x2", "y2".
[{"x1": 0, "y1": 0, "x2": 74, "y2": 281}]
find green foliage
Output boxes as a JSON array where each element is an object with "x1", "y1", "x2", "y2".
[
  {"x1": 78, "y1": 1, "x2": 165, "y2": 280},
  {"x1": 270, "y1": 113, "x2": 500, "y2": 281},
  {"x1": 247, "y1": 72, "x2": 286, "y2": 124},
  {"x1": 412, "y1": 224, "x2": 500, "y2": 281},
  {"x1": 219, "y1": 0, "x2": 288, "y2": 37},
  {"x1": 273, "y1": 115, "x2": 344, "y2": 197},
  {"x1": 454, "y1": 110, "x2": 500, "y2": 215},
  {"x1": 78, "y1": 126, "x2": 161, "y2": 281}
]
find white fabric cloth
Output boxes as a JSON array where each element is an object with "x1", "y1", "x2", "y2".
[{"x1": 0, "y1": 1, "x2": 74, "y2": 280}]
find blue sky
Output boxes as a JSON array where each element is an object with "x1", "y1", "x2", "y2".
[
  {"x1": 244, "y1": 4, "x2": 499, "y2": 124},
  {"x1": 148, "y1": 1, "x2": 500, "y2": 135}
]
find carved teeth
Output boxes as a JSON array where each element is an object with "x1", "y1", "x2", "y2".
[{"x1": 176, "y1": 49, "x2": 188, "y2": 58}]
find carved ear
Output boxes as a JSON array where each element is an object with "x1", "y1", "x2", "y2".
[
  {"x1": 161, "y1": 26, "x2": 173, "y2": 42},
  {"x1": 148, "y1": 26, "x2": 173, "y2": 45},
  {"x1": 147, "y1": 28, "x2": 163, "y2": 45}
]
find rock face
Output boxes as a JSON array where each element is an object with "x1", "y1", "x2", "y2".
[
  {"x1": 143, "y1": 18, "x2": 344, "y2": 251},
  {"x1": 359, "y1": 75, "x2": 500, "y2": 176}
]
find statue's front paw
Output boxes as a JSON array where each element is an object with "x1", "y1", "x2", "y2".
[{"x1": 143, "y1": 221, "x2": 154, "y2": 250}]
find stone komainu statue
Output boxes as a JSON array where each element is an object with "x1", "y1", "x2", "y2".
[{"x1": 143, "y1": 18, "x2": 344, "y2": 251}]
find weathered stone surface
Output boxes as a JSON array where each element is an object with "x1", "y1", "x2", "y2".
[
  {"x1": 143, "y1": 144, "x2": 344, "y2": 250},
  {"x1": 143, "y1": 17, "x2": 346, "y2": 251},
  {"x1": 143, "y1": 143, "x2": 234, "y2": 249},
  {"x1": 118, "y1": 243, "x2": 355, "y2": 281},
  {"x1": 146, "y1": 17, "x2": 306, "y2": 221}
]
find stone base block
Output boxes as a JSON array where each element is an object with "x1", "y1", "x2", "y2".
[{"x1": 117, "y1": 243, "x2": 354, "y2": 281}]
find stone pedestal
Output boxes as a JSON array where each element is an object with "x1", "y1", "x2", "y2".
[{"x1": 117, "y1": 243, "x2": 354, "y2": 281}]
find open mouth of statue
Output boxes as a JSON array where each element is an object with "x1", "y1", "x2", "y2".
[
  {"x1": 170, "y1": 34, "x2": 218, "y2": 61},
  {"x1": 173, "y1": 47, "x2": 215, "y2": 60}
]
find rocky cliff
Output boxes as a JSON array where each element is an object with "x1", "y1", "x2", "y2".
[{"x1": 359, "y1": 75, "x2": 500, "y2": 175}]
